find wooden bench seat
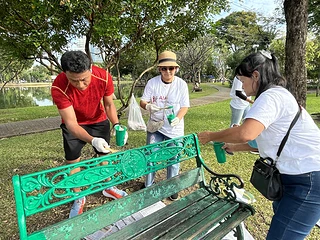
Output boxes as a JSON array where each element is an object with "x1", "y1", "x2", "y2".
[{"x1": 12, "y1": 133, "x2": 254, "y2": 239}]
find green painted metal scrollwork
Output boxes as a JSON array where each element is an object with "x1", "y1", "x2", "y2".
[
  {"x1": 198, "y1": 157, "x2": 244, "y2": 201},
  {"x1": 18, "y1": 134, "x2": 198, "y2": 216}
]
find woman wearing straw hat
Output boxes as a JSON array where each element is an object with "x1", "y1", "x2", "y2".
[{"x1": 140, "y1": 50, "x2": 190, "y2": 201}]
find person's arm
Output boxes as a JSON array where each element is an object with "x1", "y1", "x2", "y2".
[
  {"x1": 140, "y1": 99, "x2": 149, "y2": 110},
  {"x1": 235, "y1": 90, "x2": 254, "y2": 104},
  {"x1": 58, "y1": 106, "x2": 94, "y2": 143},
  {"x1": 103, "y1": 95, "x2": 119, "y2": 126},
  {"x1": 222, "y1": 142, "x2": 257, "y2": 153},
  {"x1": 176, "y1": 107, "x2": 188, "y2": 120},
  {"x1": 197, "y1": 118, "x2": 264, "y2": 144},
  {"x1": 140, "y1": 99, "x2": 162, "y2": 112}
]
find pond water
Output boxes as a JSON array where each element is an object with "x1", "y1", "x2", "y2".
[{"x1": 0, "y1": 86, "x2": 53, "y2": 109}]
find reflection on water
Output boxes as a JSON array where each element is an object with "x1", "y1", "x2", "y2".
[{"x1": 0, "y1": 86, "x2": 53, "y2": 109}]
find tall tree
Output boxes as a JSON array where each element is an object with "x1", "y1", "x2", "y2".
[
  {"x1": 284, "y1": 0, "x2": 308, "y2": 107},
  {"x1": 177, "y1": 36, "x2": 216, "y2": 84},
  {"x1": 0, "y1": 48, "x2": 32, "y2": 91},
  {"x1": 213, "y1": 11, "x2": 276, "y2": 53},
  {"x1": 212, "y1": 11, "x2": 278, "y2": 79}
]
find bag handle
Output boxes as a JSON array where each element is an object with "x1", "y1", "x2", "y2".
[{"x1": 276, "y1": 104, "x2": 302, "y2": 157}]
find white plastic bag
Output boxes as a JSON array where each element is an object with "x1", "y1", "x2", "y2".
[{"x1": 128, "y1": 94, "x2": 147, "y2": 131}]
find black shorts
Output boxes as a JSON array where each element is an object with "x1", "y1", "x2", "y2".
[{"x1": 60, "y1": 119, "x2": 110, "y2": 161}]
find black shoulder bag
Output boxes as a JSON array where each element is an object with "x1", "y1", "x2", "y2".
[{"x1": 250, "y1": 106, "x2": 301, "y2": 201}]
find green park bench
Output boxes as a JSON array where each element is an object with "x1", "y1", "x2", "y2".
[{"x1": 12, "y1": 133, "x2": 255, "y2": 240}]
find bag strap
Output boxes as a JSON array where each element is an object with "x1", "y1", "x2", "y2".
[{"x1": 276, "y1": 104, "x2": 302, "y2": 157}]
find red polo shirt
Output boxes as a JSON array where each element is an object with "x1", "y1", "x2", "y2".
[{"x1": 51, "y1": 65, "x2": 114, "y2": 125}]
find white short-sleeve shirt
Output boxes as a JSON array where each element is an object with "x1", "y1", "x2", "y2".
[
  {"x1": 230, "y1": 77, "x2": 250, "y2": 109},
  {"x1": 245, "y1": 87, "x2": 320, "y2": 174},
  {"x1": 141, "y1": 75, "x2": 190, "y2": 138}
]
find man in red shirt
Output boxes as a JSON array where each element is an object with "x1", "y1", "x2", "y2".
[{"x1": 51, "y1": 51, "x2": 127, "y2": 218}]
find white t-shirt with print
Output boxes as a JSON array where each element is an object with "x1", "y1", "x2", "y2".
[
  {"x1": 141, "y1": 75, "x2": 190, "y2": 138},
  {"x1": 245, "y1": 87, "x2": 320, "y2": 175}
]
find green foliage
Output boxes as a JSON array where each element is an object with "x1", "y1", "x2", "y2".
[
  {"x1": 0, "y1": 47, "x2": 33, "y2": 86},
  {"x1": 0, "y1": 0, "x2": 229, "y2": 72},
  {"x1": 0, "y1": 0, "x2": 78, "y2": 70},
  {"x1": 213, "y1": 11, "x2": 275, "y2": 53},
  {"x1": 115, "y1": 48, "x2": 158, "y2": 83},
  {"x1": 270, "y1": 35, "x2": 320, "y2": 81},
  {"x1": 211, "y1": 11, "x2": 279, "y2": 78},
  {"x1": 306, "y1": 36, "x2": 320, "y2": 80},
  {"x1": 270, "y1": 37, "x2": 286, "y2": 73},
  {"x1": 308, "y1": 0, "x2": 320, "y2": 34},
  {"x1": 21, "y1": 65, "x2": 51, "y2": 83}
]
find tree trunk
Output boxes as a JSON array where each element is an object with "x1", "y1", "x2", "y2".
[
  {"x1": 198, "y1": 70, "x2": 201, "y2": 83},
  {"x1": 284, "y1": 0, "x2": 308, "y2": 107}
]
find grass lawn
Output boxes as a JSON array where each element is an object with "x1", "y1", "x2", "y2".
[{"x1": 0, "y1": 85, "x2": 319, "y2": 239}]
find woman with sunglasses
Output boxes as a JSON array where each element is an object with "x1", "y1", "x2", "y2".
[
  {"x1": 197, "y1": 51, "x2": 320, "y2": 239},
  {"x1": 140, "y1": 50, "x2": 190, "y2": 201}
]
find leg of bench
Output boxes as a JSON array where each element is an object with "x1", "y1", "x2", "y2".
[{"x1": 234, "y1": 222, "x2": 245, "y2": 240}]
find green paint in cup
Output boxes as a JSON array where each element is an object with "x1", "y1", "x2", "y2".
[
  {"x1": 166, "y1": 106, "x2": 175, "y2": 123},
  {"x1": 114, "y1": 125, "x2": 127, "y2": 146},
  {"x1": 213, "y1": 142, "x2": 227, "y2": 163},
  {"x1": 167, "y1": 114, "x2": 175, "y2": 123}
]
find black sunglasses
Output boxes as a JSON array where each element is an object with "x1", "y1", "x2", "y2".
[{"x1": 160, "y1": 67, "x2": 175, "y2": 71}]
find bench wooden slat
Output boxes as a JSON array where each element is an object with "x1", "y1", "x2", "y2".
[
  {"x1": 174, "y1": 203, "x2": 245, "y2": 239},
  {"x1": 28, "y1": 168, "x2": 202, "y2": 240},
  {"x1": 163, "y1": 200, "x2": 239, "y2": 240},
  {"x1": 202, "y1": 209, "x2": 253, "y2": 240},
  {"x1": 104, "y1": 188, "x2": 212, "y2": 240},
  {"x1": 135, "y1": 197, "x2": 233, "y2": 240}
]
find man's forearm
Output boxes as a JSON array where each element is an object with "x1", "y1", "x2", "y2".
[{"x1": 66, "y1": 123, "x2": 94, "y2": 144}]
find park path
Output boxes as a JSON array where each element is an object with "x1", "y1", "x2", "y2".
[{"x1": 0, "y1": 85, "x2": 230, "y2": 139}]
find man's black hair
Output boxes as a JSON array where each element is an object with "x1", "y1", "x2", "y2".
[{"x1": 61, "y1": 51, "x2": 91, "y2": 73}]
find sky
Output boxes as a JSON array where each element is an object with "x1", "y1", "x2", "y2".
[
  {"x1": 215, "y1": 0, "x2": 285, "y2": 35},
  {"x1": 217, "y1": 0, "x2": 281, "y2": 19}
]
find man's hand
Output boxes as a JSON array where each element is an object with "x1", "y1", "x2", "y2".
[
  {"x1": 170, "y1": 117, "x2": 180, "y2": 126},
  {"x1": 91, "y1": 138, "x2": 111, "y2": 153},
  {"x1": 146, "y1": 104, "x2": 161, "y2": 113},
  {"x1": 197, "y1": 131, "x2": 212, "y2": 144},
  {"x1": 111, "y1": 123, "x2": 119, "y2": 136}
]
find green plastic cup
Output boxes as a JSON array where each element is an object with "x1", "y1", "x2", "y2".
[
  {"x1": 114, "y1": 125, "x2": 127, "y2": 146},
  {"x1": 213, "y1": 142, "x2": 226, "y2": 163},
  {"x1": 167, "y1": 114, "x2": 175, "y2": 124}
]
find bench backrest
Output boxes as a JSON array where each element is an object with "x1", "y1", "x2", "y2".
[{"x1": 12, "y1": 133, "x2": 204, "y2": 239}]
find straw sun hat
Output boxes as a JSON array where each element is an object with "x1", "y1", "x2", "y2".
[{"x1": 157, "y1": 51, "x2": 180, "y2": 67}]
